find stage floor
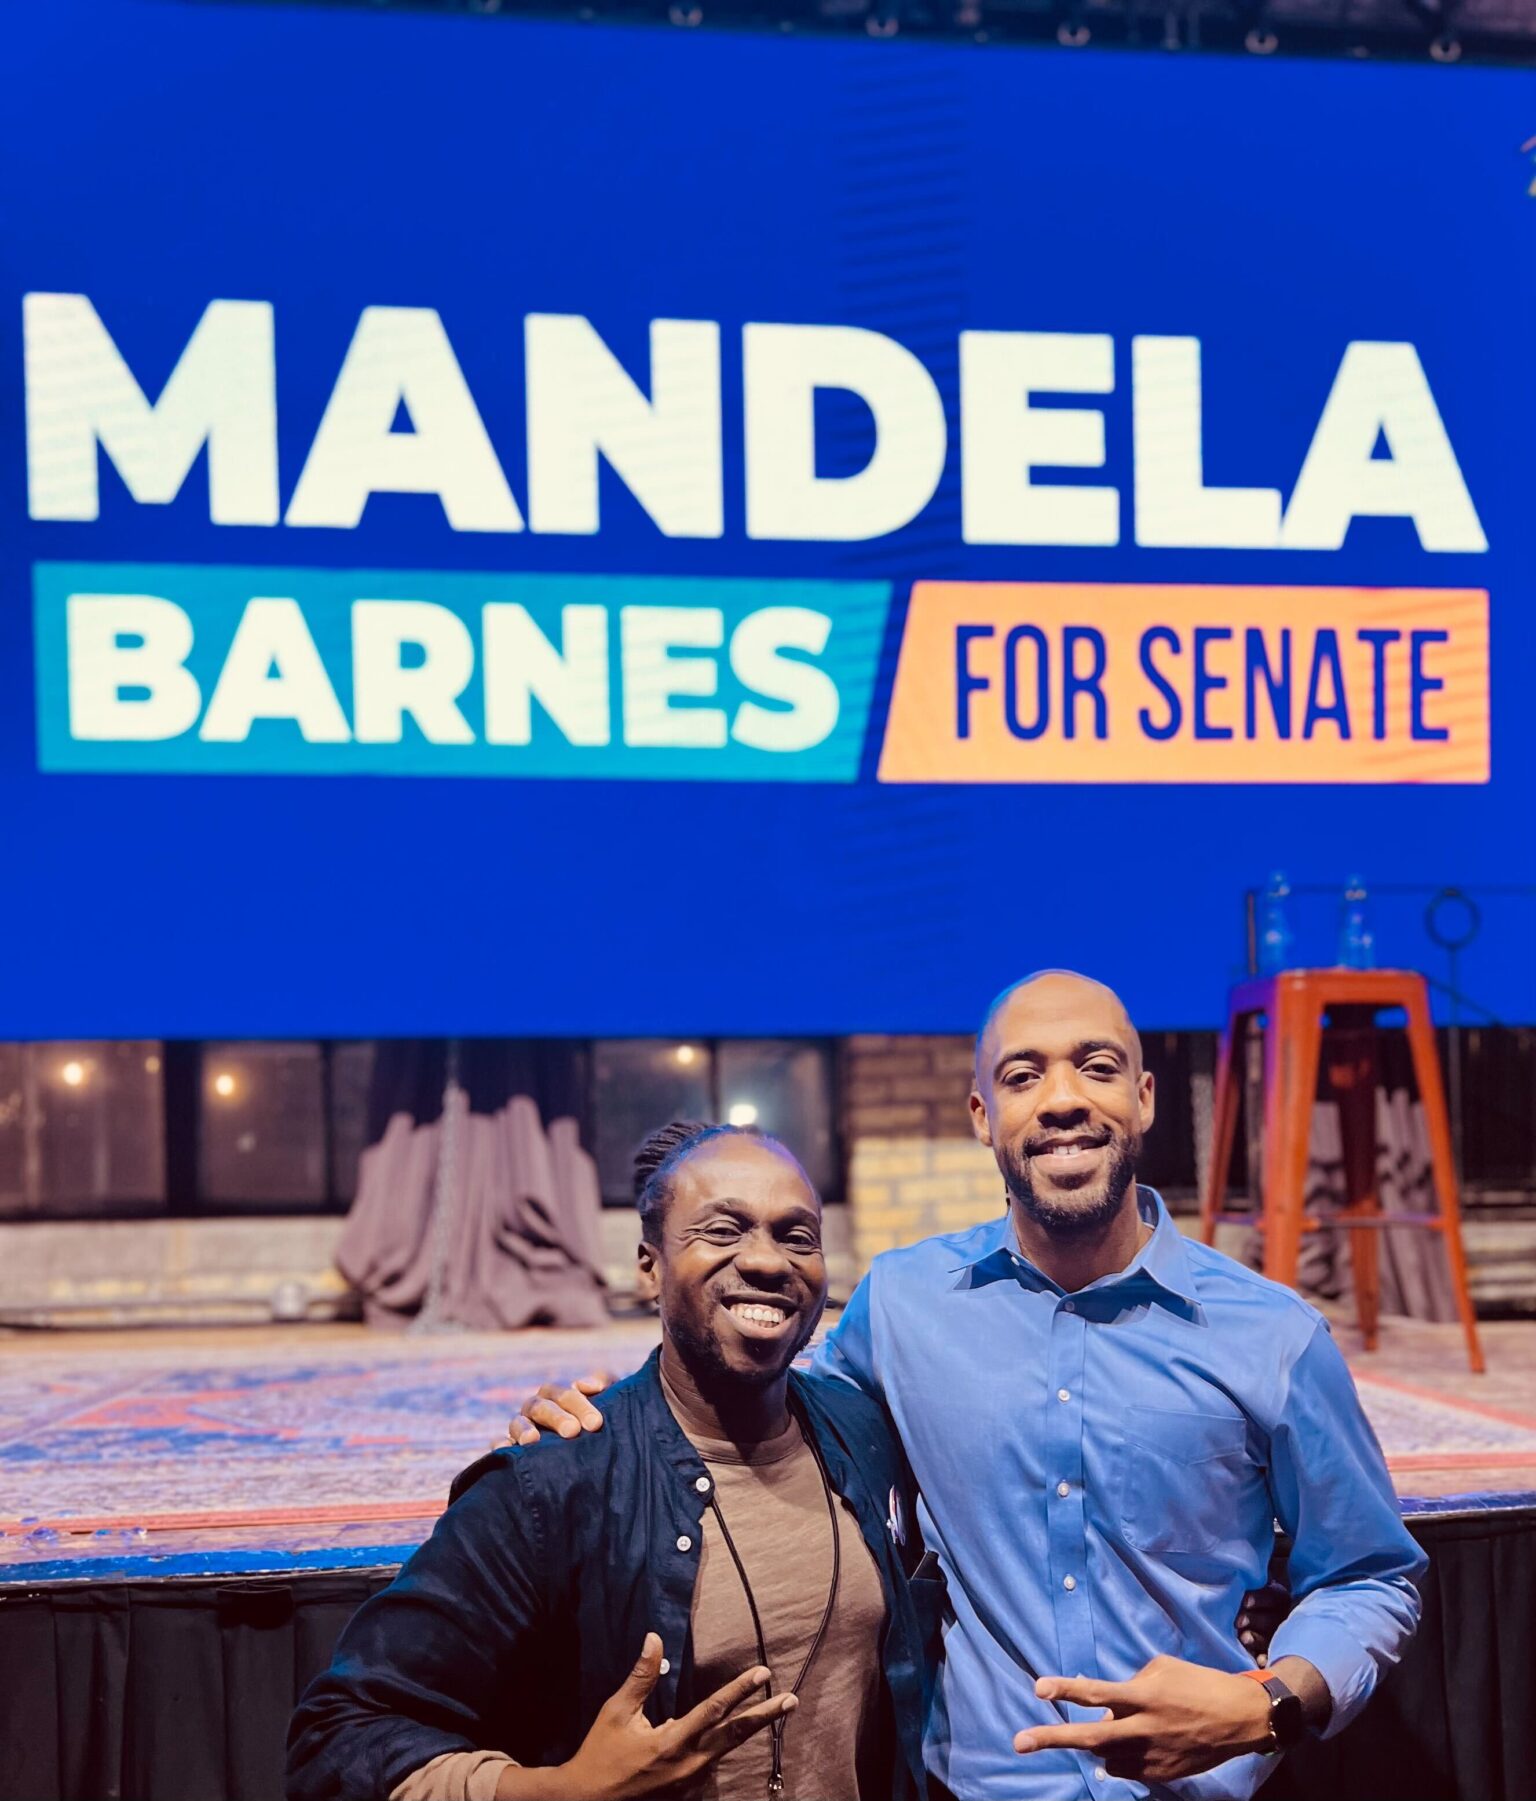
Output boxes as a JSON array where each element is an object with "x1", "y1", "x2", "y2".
[{"x1": 3, "y1": 1312, "x2": 1535, "y2": 1584}]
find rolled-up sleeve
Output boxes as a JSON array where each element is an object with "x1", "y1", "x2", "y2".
[
  {"x1": 389, "y1": 1750, "x2": 516, "y2": 1801},
  {"x1": 287, "y1": 1455, "x2": 543, "y2": 1801},
  {"x1": 1264, "y1": 1321, "x2": 1427, "y2": 1737}
]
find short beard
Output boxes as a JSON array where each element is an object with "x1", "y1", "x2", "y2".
[
  {"x1": 999, "y1": 1133, "x2": 1141, "y2": 1238},
  {"x1": 665, "y1": 1297, "x2": 822, "y2": 1391}
]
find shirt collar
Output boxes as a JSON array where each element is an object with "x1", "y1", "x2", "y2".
[{"x1": 951, "y1": 1185, "x2": 1202, "y2": 1314}]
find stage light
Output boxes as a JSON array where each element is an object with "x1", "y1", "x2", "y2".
[
  {"x1": 675, "y1": 1045, "x2": 698, "y2": 1066},
  {"x1": 60, "y1": 1060, "x2": 86, "y2": 1088},
  {"x1": 727, "y1": 1101, "x2": 758, "y2": 1126},
  {"x1": 212, "y1": 1071, "x2": 237, "y2": 1099},
  {"x1": 144, "y1": 1055, "x2": 161, "y2": 1075}
]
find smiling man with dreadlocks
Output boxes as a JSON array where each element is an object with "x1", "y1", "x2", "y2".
[{"x1": 287, "y1": 1121, "x2": 938, "y2": 1801}]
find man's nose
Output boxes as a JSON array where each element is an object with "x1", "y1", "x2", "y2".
[
  {"x1": 1035, "y1": 1063, "x2": 1090, "y2": 1123},
  {"x1": 733, "y1": 1232, "x2": 793, "y2": 1282}
]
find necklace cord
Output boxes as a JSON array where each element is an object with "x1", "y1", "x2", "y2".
[{"x1": 703, "y1": 1423, "x2": 843, "y2": 1796}]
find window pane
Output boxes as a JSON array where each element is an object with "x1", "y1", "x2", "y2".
[
  {"x1": 592, "y1": 1041, "x2": 713, "y2": 1204},
  {"x1": 199, "y1": 1042, "x2": 326, "y2": 1206},
  {"x1": 0, "y1": 1045, "x2": 24, "y2": 1213},
  {"x1": 717, "y1": 1040, "x2": 838, "y2": 1200},
  {"x1": 329, "y1": 1041, "x2": 377, "y2": 1203},
  {"x1": 0, "y1": 1042, "x2": 165, "y2": 1217}
]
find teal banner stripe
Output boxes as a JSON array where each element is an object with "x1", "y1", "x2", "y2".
[{"x1": 34, "y1": 563, "x2": 893, "y2": 782}]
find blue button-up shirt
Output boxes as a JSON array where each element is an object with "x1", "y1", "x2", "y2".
[{"x1": 813, "y1": 1187, "x2": 1426, "y2": 1801}]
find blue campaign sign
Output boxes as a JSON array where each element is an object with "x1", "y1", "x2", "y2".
[
  {"x1": 2, "y1": 0, "x2": 1533, "y2": 1037},
  {"x1": 33, "y1": 565, "x2": 890, "y2": 781}
]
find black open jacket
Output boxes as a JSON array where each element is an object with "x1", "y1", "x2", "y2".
[{"x1": 287, "y1": 1350, "x2": 941, "y2": 1800}]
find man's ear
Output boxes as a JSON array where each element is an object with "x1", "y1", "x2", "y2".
[
  {"x1": 636, "y1": 1240, "x2": 661, "y2": 1305},
  {"x1": 969, "y1": 1086, "x2": 993, "y2": 1148},
  {"x1": 1138, "y1": 1069, "x2": 1156, "y2": 1136}
]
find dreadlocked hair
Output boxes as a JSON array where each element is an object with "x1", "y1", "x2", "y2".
[{"x1": 633, "y1": 1118, "x2": 766, "y2": 1246}]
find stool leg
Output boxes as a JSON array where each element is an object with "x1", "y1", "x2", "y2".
[
  {"x1": 1201, "y1": 1016, "x2": 1244, "y2": 1247},
  {"x1": 1262, "y1": 986, "x2": 1321, "y2": 1292},
  {"x1": 1403, "y1": 986, "x2": 1485, "y2": 1375},
  {"x1": 1330, "y1": 1028, "x2": 1381, "y2": 1353}
]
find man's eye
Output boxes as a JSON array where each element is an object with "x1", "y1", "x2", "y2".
[
  {"x1": 1084, "y1": 1062, "x2": 1118, "y2": 1078},
  {"x1": 1005, "y1": 1070, "x2": 1037, "y2": 1087},
  {"x1": 786, "y1": 1233, "x2": 820, "y2": 1251},
  {"x1": 702, "y1": 1225, "x2": 740, "y2": 1242}
]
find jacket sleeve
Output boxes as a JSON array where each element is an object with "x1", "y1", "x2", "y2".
[
  {"x1": 1263, "y1": 1321, "x2": 1428, "y2": 1738},
  {"x1": 286, "y1": 1453, "x2": 546, "y2": 1801}
]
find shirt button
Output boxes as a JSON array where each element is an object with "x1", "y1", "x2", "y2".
[
  {"x1": 1057, "y1": 1388, "x2": 1071, "y2": 1403},
  {"x1": 1057, "y1": 1481, "x2": 1071, "y2": 1498},
  {"x1": 1094, "y1": 1768, "x2": 1107, "y2": 1783},
  {"x1": 1063, "y1": 1575, "x2": 1077, "y2": 1591},
  {"x1": 676, "y1": 1535, "x2": 692, "y2": 1552},
  {"x1": 695, "y1": 1477, "x2": 711, "y2": 1493},
  {"x1": 659, "y1": 1658, "x2": 671, "y2": 1675},
  {"x1": 1063, "y1": 1300, "x2": 1076, "y2": 1313}
]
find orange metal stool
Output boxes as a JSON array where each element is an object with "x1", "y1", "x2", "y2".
[{"x1": 1199, "y1": 968, "x2": 1484, "y2": 1374}]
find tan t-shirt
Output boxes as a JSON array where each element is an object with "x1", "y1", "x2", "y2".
[
  {"x1": 390, "y1": 1392, "x2": 891, "y2": 1801},
  {"x1": 674, "y1": 1397, "x2": 890, "y2": 1801}
]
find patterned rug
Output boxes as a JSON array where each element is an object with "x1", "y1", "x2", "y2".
[
  {"x1": 0, "y1": 1325, "x2": 660, "y2": 1532},
  {"x1": 4, "y1": 1324, "x2": 1535, "y2": 1547},
  {"x1": 1351, "y1": 1370, "x2": 1536, "y2": 1475}
]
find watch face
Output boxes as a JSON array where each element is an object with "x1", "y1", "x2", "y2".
[{"x1": 1270, "y1": 1687, "x2": 1306, "y2": 1749}]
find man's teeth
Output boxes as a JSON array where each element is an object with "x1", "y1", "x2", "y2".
[{"x1": 730, "y1": 1302, "x2": 789, "y2": 1326}]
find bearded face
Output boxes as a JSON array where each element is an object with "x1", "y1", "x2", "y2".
[
  {"x1": 970, "y1": 974, "x2": 1156, "y2": 1245},
  {"x1": 995, "y1": 1120, "x2": 1143, "y2": 1236}
]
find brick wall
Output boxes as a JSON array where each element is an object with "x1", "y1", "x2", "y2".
[{"x1": 841, "y1": 1034, "x2": 1005, "y2": 1268}]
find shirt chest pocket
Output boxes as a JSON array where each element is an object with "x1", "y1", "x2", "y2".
[{"x1": 1115, "y1": 1405, "x2": 1253, "y2": 1558}]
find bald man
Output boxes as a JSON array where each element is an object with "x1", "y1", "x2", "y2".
[
  {"x1": 816, "y1": 971, "x2": 1423, "y2": 1799},
  {"x1": 522, "y1": 973, "x2": 1424, "y2": 1801}
]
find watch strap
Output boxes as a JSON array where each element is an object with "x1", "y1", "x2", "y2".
[{"x1": 1237, "y1": 1669, "x2": 1305, "y2": 1752}]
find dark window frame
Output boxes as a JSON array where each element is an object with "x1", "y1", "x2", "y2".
[
  {"x1": 0, "y1": 1040, "x2": 169, "y2": 1223},
  {"x1": 168, "y1": 1040, "x2": 353, "y2": 1218},
  {"x1": 584, "y1": 1035, "x2": 846, "y2": 1209},
  {"x1": 7, "y1": 1029, "x2": 1533, "y2": 1224}
]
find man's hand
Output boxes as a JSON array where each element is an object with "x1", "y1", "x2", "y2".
[
  {"x1": 1013, "y1": 1654, "x2": 1273, "y2": 1784},
  {"x1": 508, "y1": 1372, "x2": 614, "y2": 1445},
  {"x1": 1237, "y1": 1575, "x2": 1291, "y2": 1666},
  {"x1": 506, "y1": 1632, "x2": 793, "y2": 1800}
]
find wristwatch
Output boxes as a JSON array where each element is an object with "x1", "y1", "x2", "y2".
[{"x1": 1240, "y1": 1671, "x2": 1306, "y2": 1754}]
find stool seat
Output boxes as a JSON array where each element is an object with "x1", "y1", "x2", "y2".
[{"x1": 1199, "y1": 967, "x2": 1483, "y2": 1373}]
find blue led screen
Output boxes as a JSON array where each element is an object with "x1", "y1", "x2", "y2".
[{"x1": 2, "y1": 0, "x2": 1533, "y2": 1035}]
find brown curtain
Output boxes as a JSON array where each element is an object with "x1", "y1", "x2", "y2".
[{"x1": 336, "y1": 1042, "x2": 608, "y2": 1331}]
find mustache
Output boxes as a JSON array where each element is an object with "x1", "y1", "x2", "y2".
[{"x1": 1023, "y1": 1128, "x2": 1114, "y2": 1155}]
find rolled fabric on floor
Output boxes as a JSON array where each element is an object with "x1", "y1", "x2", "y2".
[{"x1": 336, "y1": 1043, "x2": 607, "y2": 1331}]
